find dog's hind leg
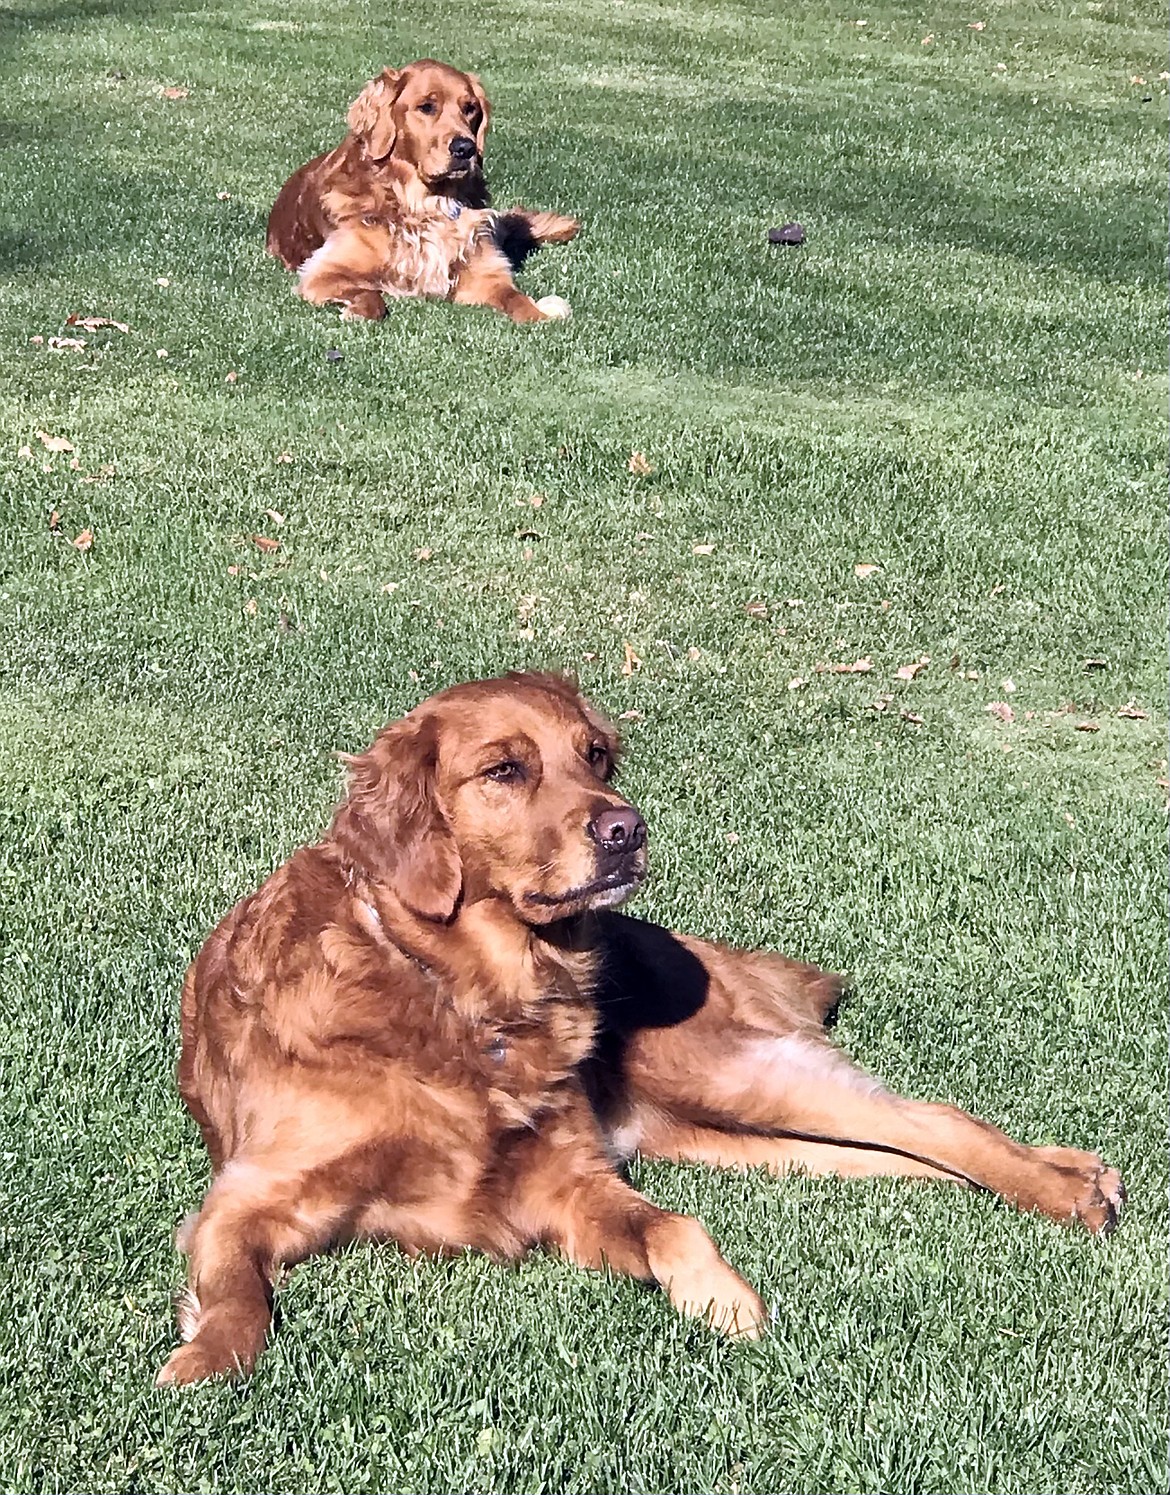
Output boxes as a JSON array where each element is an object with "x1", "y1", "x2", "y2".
[{"x1": 631, "y1": 1028, "x2": 1124, "y2": 1233}]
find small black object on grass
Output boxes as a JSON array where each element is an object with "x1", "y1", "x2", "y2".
[
  {"x1": 325, "y1": 348, "x2": 343, "y2": 363},
  {"x1": 767, "y1": 223, "x2": 805, "y2": 246}
]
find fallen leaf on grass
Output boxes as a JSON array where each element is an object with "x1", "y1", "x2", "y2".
[
  {"x1": 227, "y1": 565, "x2": 241, "y2": 577},
  {"x1": 1117, "y1": 702, "x2": 1147, "y2": 720},
  {"x1": 80, "y1": 463, "x2": 117, "y2": 484},
  {"x1": 900, "y1": 710, "x2": 924, "y2": 725},
  {"x1": 72, "y1": 528, "x2": 93, "y2": 551},
  {"x1": 160, "y1": 85, "x2": 189, "y2": 99},
  {"x1": 816, "y1": 657, "x2": 873, "y2": 675},
  {"x1": 251, "y1": 534, "x2": 280, "y2": 553},
  {"x1": 968, "y1": 19, "x2": 986, "y2": 29},
  {"x1": 264, "y1": 508, "x2": 285, "y2": 526},
  {"x1": 1082, "y1": 657, "x2": 1108, "y2": 671},
  {"x1": 216, "y1": 191, "x2": 232, "y2": 201},
  {"x1": 692, "y1": 543, "x2": 715, "y2": 556},
  {"x1": 225, "y1": 370, "x2": 239, "y2": 383},
  {"x1": 66, "y1": 314, "x2": 131, "y2": 334},
  {"x1": 853, "y1": 562, "x2": 882, "y2": 579},
  {"x1": 986, "y1": 701, "x2": 1014, "y2": 723},
  {"x1": 1074, "y1": 721, "x2": 1100, "y2": 733},
  {"x1": 1000, "y1": 677, "x2": 1016, "y2": 693},
  {"x1": 743, "y1": 600, "x2": 768, "y2": 619},
  {"x1": 37, "y1": 430, "x2": 74, "y2": 453},
  {"x1": 627, "y1": 451, "x2": 654, "y2": 477},
  {"x1": 17, "y1": 444, "x2": 32, "y2": 459},
  {"x1": 989, "y1": 582, "x2": 1005, "y2": 597},
  {"x1": 686, "y1": 647, "x2": 702, "y2": 662},
  {"x1": 413, "y1": 547, "x2": 433, "y2": 562},
  {"x1": 243, "y1": 598, "x2": 258, "y2": 616},
  {"x1": 895, "y1": 654, "x2": 930, "y2": 681},
  {"x1": 618, "y1": 709, "x2": 642, "y2": 721},
  {"x1": 787, "y1": 676, "x2": 809, "y2": 691},
  {"x1": 275, "y1": 451, "x2": 293, "y2": 465},
  {"x1": 621, "y1": 641, "x2": 642, "y2": 676},
  {"x1": 870, "y1": 693, "x2": 894, "y2": 712},
  {"x1": 47, "y1": 509, "x2": 61, "y2": 531},
  {"x1": 48, "y1": 336, "x2": 86, "y2": 352},
  {"x1": 921, "y1": 33, "x2": 934, "y2": 45}
]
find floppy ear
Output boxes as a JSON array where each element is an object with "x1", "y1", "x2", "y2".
[
  {"x1": 347, "y1": 69, "x2": 403, "y2": 160},
  {"x1": 329, "y1": 715, "x2": 462, "y2": 922},
  {"x1": 467, "y1": 71, "x2": 491, "y2": 155}
]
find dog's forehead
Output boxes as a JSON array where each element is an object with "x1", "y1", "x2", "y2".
[
  {"x1": 398, "y1": 62, "x2": 476, "y2": 102},
  {"x1": 422, "y1": 679, "x2": 597, "y2": 757}
]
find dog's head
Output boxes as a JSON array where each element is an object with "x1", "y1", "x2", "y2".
[
  {"x1": 331, "y1": 673, "x2": 647, "y2": 925},
  {"x1": 346, "y1": 59, "x2": 490, "y2": 193}
]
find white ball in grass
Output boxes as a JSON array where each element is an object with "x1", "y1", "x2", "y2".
[{"x1": 535, "y1": 295, "x2": 572, "y2": 322}]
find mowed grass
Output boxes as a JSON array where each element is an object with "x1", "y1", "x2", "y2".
[{"x1": 0, "y1": 0, "x2": 1165, "y2": 1490}]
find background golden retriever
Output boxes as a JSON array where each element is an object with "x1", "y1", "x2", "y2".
[{"x1": 266, "y1": 60, "x2": 578, "y2": 322}]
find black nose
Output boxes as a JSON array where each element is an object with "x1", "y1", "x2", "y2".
[
  {"x1": 449, "y1": 136, "x2": 476, "y2": 160},
  {"x1": 588, "y1": 806, "x2": 647, "y2": 855}
]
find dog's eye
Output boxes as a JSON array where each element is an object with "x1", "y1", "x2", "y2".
[
  {"x1": 587, "y1": 744, "x2": 610, "y2": 773},
  {"x1": 483, "y1": 760, "x2": 525, "y2": 784},
  {"x1": 462, "y1": 102, "x2": 479, "y2": 118},
  {"x1": 417, "y1": 100, "x2": 438, "y2": 116}
]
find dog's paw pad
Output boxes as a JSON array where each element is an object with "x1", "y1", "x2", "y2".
[{"x1": 535, "y1": 295, "x2": 572, "y2": 322}]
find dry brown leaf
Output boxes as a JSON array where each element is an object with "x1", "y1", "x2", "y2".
[
  {"x1": 244, "y1": 598, "x2": 258, "y2": 616},
  {"x1": 48, "y1": 336, "x2": 86, "y2": 352},
  {"x1": 744, "y1": 600, "x2": 768, "y2": 618},
  {"x1": 989, "y1": 582, "x2": 1005, "y2": 597},
  {"x1": 156, "y1": 348, "x2": 168, "y2": 359},
  {"x1": 1074, "y1": 721, "x2": 1100, "y2": 733},
  {"x1": 225, "y1": 370, "x2": 239, "y2": 384},
  {"x1": 870, "y1": 693, "x2": 895, "y2": 713},
  {"x1": 1117, "y1": 702, "x2": 1148, "y2": 720},
  {"x1": 895, "y1": 654, "x2": 930, "y2": 681},
  {"x1": 621, "y1": 641, "x2": 642, "y2": 676},
  {"x1": 47, "y1": 510, "x2": 61, "y2": 531},
  {"x1": 692, "y1": 543, "x2": 715, "y2": 556},
  {"x1": 161, "y1": 85, "x2": 189, "y2": 99},
  {"x1": 17, "y1": 444, "x2": 32, "y2": 460},
  {"x1": 986, "y1": 701, "x2": 1014, "y2": 723},
  {"x1": 853, "y1": 562, "x2": 882, "y2": 579},
  {"x1": 527, "y1": 493, "x2": 545, "y2": 509},
  {"x1": 618, "y1": 709, "x2": 642, "y2": 721},
  {"x1": 627, "y1": 451, "x2": 654, "y2": 477},
  {"x1": 29, "y1": 336, "x2": 43, "y2": 346},
  {"x1": 72, "y1": 528, "x2": 94, "y2": 551},
  {"x1": 1000, "y1": 677, "x2": 1016, "y2": 693},
  {"x1": 227, "y1": 565, "x2": 241, "y2": 577},
  {"x1": 216, "y1": 191, "x2": 232, "y2": 201},
  {"x1": 251, "y1": 534, "x2": 280, "y2": 553},
  {"x1": 1082, "y1": 657, "x2": 1108, "y2": 671},
  {"x1": 1130, "y1": 75, "x2": 1146, "y2": 86},
  {"x1": 900, "y1": 710, "x2": 925, "y2": 725},
  {"x1": 816, "y1": 657, "x2": 873, "y2": 676},
  {"x1": 413, "y1": 547, "x2": 433, "y2": 562},
  {"x1": 787, "y1": 676, "x2": 809, "y2": 691},
  {"x1": 275, "y1": 451, "x2": 293, "y2": 465},
  {"x1": 686, "y1": 647, "x2": 702, "y2": 662},
  {"x1": 968, "y1": 19, "x2": 986, "y2": 29},
  {"x1": 264, "y1": 508, "x2": 285, "y2": 527},
  {"x1": 921, "y1": 33, "x2": 934, "y2": 44},
  {"x1": 36, "y1": 430, "x2": 74, "y2": 453},
  {"x1": 66, "y1": 314, "x2": 131, "y2": 334}
]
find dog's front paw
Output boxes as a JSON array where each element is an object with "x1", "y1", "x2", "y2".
[
  {"x1": 156, "y1": 1337, "x2": 242, "y2": 1388},
  {"x1": 535, "y1": 295, "x2": 572, "y2": 322}
]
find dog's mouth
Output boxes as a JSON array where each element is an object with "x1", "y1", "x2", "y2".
[{"x1": 524, "y1": 864, "x2": 646, "y2": 913}]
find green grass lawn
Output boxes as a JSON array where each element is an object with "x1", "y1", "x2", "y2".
[{"x1": 0, "y1": 0, "x2": 1165, "y2": 1490}]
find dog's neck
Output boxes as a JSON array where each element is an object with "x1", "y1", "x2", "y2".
[
  {"x1": 350, "y1": 871, "x2": 600, "y2": 1025},
  {"x1": 333, "y1": 139, "x2": 490, "y2": 212}
]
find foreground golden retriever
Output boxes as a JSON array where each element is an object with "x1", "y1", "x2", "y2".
[
  {"x1": 158, "y1": 672, "x2": 1123, "y2": 1385},
  {"x1": 266, "y1": 59, "x2": 578, "y2": 323}
]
